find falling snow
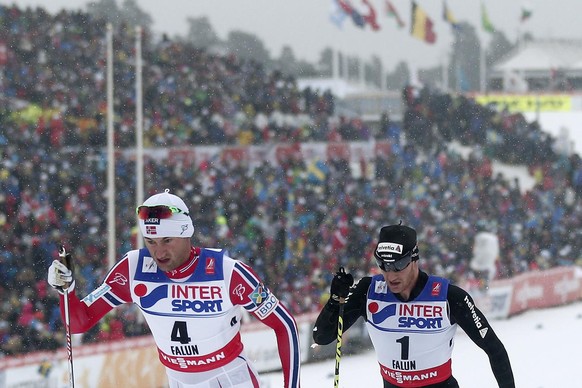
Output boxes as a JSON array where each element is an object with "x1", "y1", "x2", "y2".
[{"x1": 262, "y1": 301, "x2": 582, "y2": 387}]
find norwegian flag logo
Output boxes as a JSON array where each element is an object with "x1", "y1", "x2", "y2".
[
  {"x1": 205, "y1": 258, "x2": 215, "y2": 275},
  {"x1": 146, "y1": 225, "x2": 157, "y2": 235},
  {"x1": 431, "y1": 281, "x2": 441, "y2": 296}
]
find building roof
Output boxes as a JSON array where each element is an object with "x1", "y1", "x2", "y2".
[{"x1": 492, "y1": 39, "x2": 582, "y2": 74}]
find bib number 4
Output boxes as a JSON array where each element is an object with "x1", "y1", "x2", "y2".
[{"x1": 171, "y1": 321, "x2": 191, "y2": 344}]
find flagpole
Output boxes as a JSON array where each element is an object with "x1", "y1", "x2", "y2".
[
  {"x1": 479, "y1": 2, "x2": 495, "y2": 94},
  {"x1": 454, "y1": 60, "x2": 460, "y2": 93},
  {"x1": 135, "y1": 25, "x2": 144, "y2": 249},
  {"x1": 442, "y1": 54, "x2": 448, "y2": 92},
  {"x1": 333, "y1": 48, "x2": 339, "y2": 80},
  {"x1": 343, "y1": 53, "x2": 348, "y2": 81},
  {"x1": 480, "y1": 46, "x2": 486, "y2": 93},
  {"x1": 106, "y1": 23, "x2": 115, "y2": 268},
  {"x1": 516, "y1": 21, "x2": 521, "y2": 50},
  {"x1": 359, "y1": 57, "x2": 364, "y2": 88}
]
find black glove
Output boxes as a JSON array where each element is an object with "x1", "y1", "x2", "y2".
[{"x1": 330, "y1": 267, "x2": 353, "y2": 303}]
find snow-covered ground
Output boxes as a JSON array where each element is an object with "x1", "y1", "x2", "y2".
[
  {"x1": 525, "y1": 111, "x2": 582, "y2": 157},
  {"x1": 261, "y1": 301, "x2": 582, "y2": 387}
]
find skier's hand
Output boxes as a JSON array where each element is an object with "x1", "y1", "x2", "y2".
[
  {"x1": 48, "y1": 246, "x2": 75, "y2": 293},
  {"x1": 330, "y1": 267, "x2": 353, "y2": 303},
  {"x1": 48, "y1": 260, "x2": 73, "y2": 292}
]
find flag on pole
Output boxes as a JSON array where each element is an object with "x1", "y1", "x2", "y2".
[
  {"x1": 335, "y1": 0, "x2": 376, "y2": 30},
  {"x1": 330, "y1": 0, "x2": 348, "y2": 29},
  {"x1": 362, "y1": 0, "x2": 381, "y2": 31},
  {"x1": 443, "y1": 1, "x2": 461, "y2": 31},
  {"x1": 410, "y1": 1, "x2": 436, "y2": 44},
  {"x1": 385, "y1": 0, "x2": 405, "y2": 28},
  {"x1": 521, "y1": 6, "x2": 532, "y2": 22},
  {"x1": 334, "y1": 0, "x2": 365, "y2": 29},
  {"x1": 481, "y1": 3, "x2": 495, "y2": 33}
]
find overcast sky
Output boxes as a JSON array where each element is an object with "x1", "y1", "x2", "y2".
[{"x1": 4, "y1": 0, "x2": 582, "y2": 70}]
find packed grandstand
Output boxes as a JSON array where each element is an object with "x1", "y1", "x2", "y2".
[{"x1": 1, "y1": 3, "x2": 582, "y2": 361}]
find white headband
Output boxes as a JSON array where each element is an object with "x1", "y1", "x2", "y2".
[
  {"x1": 139, "y1": 217, "x2": 194, "y2": 238},
  {"x1": 138, "y1": 190, "x2": 195, "y2": 238}
]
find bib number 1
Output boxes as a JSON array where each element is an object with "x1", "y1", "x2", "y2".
[{"x1": 396, "y1": 336, "x2": 410, "y2": 360}]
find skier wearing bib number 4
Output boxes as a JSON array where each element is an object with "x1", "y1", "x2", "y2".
[
  {"x1": 48, "y1": 190, "x2": 301, "y2": 388},
  {"x1": 312, "y1": 223, "x2": 514, "y2": 388}
]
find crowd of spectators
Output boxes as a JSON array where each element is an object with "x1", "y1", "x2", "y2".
[{"x1": 1, "y1": 4, "x2": 582, "y2": 359}]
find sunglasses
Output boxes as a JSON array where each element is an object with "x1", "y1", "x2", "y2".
[
  {"x1": 374, "y1": 249, "x2": 416, "y2": 272},
  {"x1": 136, "y1": 205, "x2": 188, "y2": 220}
]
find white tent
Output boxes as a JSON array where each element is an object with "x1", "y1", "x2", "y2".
[{"x1": 489, "y1": 39, "x2": 582, "y2": 91}]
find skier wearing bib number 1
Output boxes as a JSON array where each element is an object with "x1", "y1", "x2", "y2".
[
  {"x1": 47, "y1": 189, "x2": 301, "y2": 388},
  {"x1": 312, "y1": 222, "x2": 514, "y2": 388}
]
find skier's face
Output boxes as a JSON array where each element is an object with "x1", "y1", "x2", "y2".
[
  {"x1": 381, "y1": 260, "x2": 419, "y2": 301},
  {"x1": 144, "y1": 236, "x2": 191, "y2": 272}
]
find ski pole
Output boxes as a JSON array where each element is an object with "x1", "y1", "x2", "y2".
[
  {"x1": 333, "y1": 297, "x2": 346, "y2": 388},
  {"x1": 59, "y1": 246, "x2": 75, "y2": 388}
]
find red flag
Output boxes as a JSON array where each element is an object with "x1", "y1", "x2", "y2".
[{"x1": 362, "y1": 0, "x2": 380, "y2": 31}]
